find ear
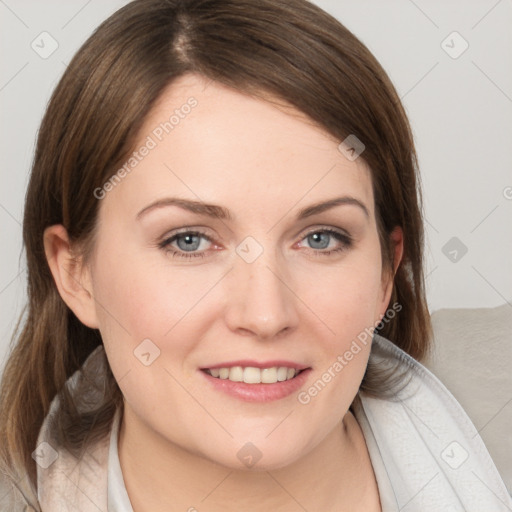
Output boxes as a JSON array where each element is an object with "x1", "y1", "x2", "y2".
[
  {"x1": 378, "y1": 226, "x2": 404, "y2": 317},
  {"x1": 43, "y1": 224, "x2": 99, "y2": 329}
]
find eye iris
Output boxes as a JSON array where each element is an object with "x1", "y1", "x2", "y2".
[
  {"x1": 177, "y1": 234, "x2": 201, "y2": 251},
  {"x1": 308, "y1": 232, "x2": 330, "y2": 249}
]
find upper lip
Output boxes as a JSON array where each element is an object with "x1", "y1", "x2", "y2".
[{"x1": 201, "y1": 360, "x2": 310, "y2": 370}]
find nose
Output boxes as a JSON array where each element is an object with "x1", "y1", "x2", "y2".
[{"x1": 224, "y1": 250, "x2": 300, "y2": 340}]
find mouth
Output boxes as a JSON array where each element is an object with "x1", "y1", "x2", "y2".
[
  {"x1": 202, "y1": 366, "x2": 306, "y2": 384},
  {"x1": 199, "y1": 362, "x2": 311, "y2": 402}
]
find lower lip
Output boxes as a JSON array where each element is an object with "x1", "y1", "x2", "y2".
[{"x1": 200, "y1": 369, "x2": 312, "y2": 402}]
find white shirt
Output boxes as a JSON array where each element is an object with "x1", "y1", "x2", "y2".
[
  {"x1": 107, "y1": 408, "x2": 133, "y2": 511},
  {"x1": 30, "y1": 335, "x2": 512, "y2": 511}
]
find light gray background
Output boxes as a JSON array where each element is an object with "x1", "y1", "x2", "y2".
[{"x1": 1, "y1": 0, "x2": 511, "y2": 368}]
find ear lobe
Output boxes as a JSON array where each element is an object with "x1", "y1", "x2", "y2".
[{"x1": 43, "y1": 224, "x2": 99, "y2": 329}]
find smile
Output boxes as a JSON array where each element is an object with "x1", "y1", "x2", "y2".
[
  {"x1": 203, "y1": 366, "x2": 304, "y2": 384},
  {"x1": 200, "y1": 362, "x2": 311, "y2": 402}
]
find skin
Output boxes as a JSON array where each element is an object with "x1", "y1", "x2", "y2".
[{"x1": 45, "y1": 73, "x2": 403, "y2": 511}]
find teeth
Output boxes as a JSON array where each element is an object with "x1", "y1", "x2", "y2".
[
  {"x1": 229, "y1": 366, "x2": 244, "y2": 382},
  {"x1": 277, "y1": 367, "x2": 288, "y2": 381},
  {"x1": 261, "y1": 367, "x2": 277, "y2": 383},
  {"x1": 243, "y1": 367, "x2": 261, "y2": 384},
  {"x1": 206, "y1": 366, "x2": 300, "y2": 384}
]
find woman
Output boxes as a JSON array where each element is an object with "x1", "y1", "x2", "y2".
[{"x1": 0, "y1": 0, "x2": 510, "y2": 510}]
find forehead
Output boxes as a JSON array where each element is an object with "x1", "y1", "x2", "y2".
[{"x1": 102, "y1": 73, "x2": 374, "y2": 222}]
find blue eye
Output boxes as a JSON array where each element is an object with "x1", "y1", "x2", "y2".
[
  {"x1": 299, "y1": 228, "x2": 352, "y2": 256},
  {"x1": 159, "y1": 227, "x2": 352, "y2": 260},
  {"x1": 159, "y1": 231, "x2": 212, "y2": 259},
  {"x1": 307, "y1": 231, "x2": 332, "y2": 249}
]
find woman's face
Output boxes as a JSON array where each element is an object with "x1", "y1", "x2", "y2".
[{"x1": 85, "y1": 73, "x2": 395, "y2": 470}]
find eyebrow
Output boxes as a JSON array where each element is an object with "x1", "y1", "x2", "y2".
[{"x1": 136, "y1": 195, "x2": 369, "y2": 221}]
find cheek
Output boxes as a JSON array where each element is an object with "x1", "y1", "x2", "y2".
[
  {"x1": 89, "y1": 249, "x2": 218, "y2": 420},
  {"x1": 91, "y1": 244, "x2": 216, "y2": 337},
  {"x1": 294, "y1": 242, "x2": 384, "y2": 396},
  {"x1": 298, "y1": 250, "x2": 384, "y2": 343},
  {"x1": 291, "y1": 256, "x2": 383, "y2": 450},
  {"x1": 89, "y1": 241, "x2": 229, "y2": 384}
]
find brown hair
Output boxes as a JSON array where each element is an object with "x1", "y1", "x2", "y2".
[{"x1": 0, "y1": 0, "x2": 431, "y2": 495}]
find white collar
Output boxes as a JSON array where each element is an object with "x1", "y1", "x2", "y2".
[{"x1": 107, "y1": 407, "x2": 134, "y2": 511}]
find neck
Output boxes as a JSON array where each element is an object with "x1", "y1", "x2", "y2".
[{"x1": 118, "y1": 403, "x2": 380, "y2": 512}]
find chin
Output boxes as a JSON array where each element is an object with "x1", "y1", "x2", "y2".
[{"x1": 198, "y1": 438, "x2": 311, "y2": 472}]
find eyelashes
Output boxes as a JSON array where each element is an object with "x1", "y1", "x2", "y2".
[
  {"x1": 158, "y1": 230, "x2": 211, "y2": 260},
  {"x1": 158, "y1": 227, "x2": 353, "y2": 260}
]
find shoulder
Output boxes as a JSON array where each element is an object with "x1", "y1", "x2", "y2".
[
  {"x1": 34, "y1": 350, "x2": 112, "y2": 511},
  {"x1": 352, "y1": 334, "x2": 512, "y2": 510}
]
